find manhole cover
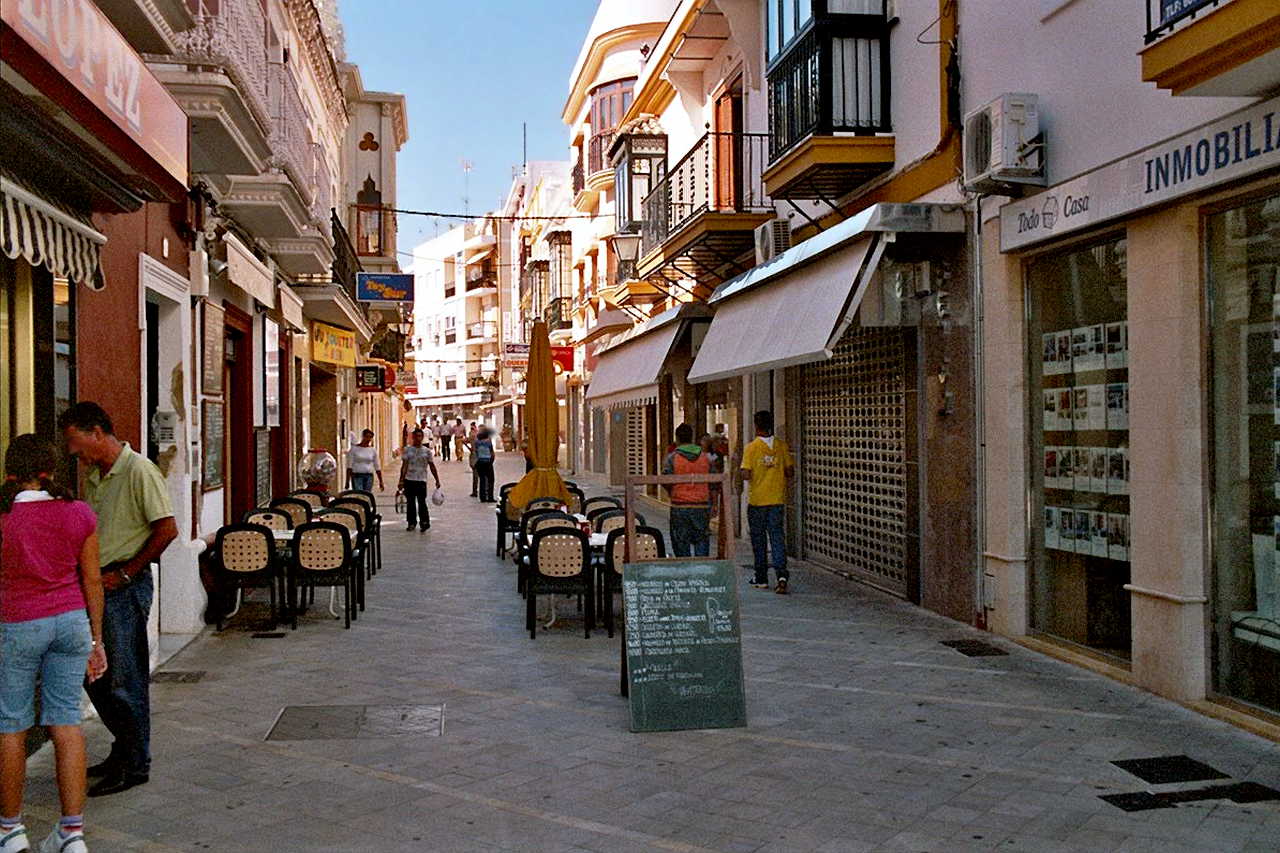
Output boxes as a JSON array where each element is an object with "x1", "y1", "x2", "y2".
[
  {"x1": 940, "y1": 639, "x2": 1008, "y2": 657},
  {"x1": 1099, "y1": 792, "x2": 1173, "y2": 812},
  {"x1": 151, "y1": 671, "x2": 205, "y2": 684},
  {"x1": 266, "y1": 704, "x2": 444, "y2": 741},
  {"x1": 1112, "y1": 755, "x2": 1229, "y2": 784}
]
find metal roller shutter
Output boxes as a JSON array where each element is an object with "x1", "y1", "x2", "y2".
[{"x1": 801, "y1": 327, "x2": 909, "y2": 596}]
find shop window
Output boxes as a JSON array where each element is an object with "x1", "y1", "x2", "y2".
[
  {"x1": 1028, "y1": 236, "x2": 1131, "y2": 659},
  {"x1": 1208, "y1": 194, "x2": 1280, "y2": 715}
]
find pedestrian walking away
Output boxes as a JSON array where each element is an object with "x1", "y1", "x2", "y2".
[
  {"x1": 741, "y1": 410, "x2": 794, "y2": 594},
  {"x1": 58, "y1": 402, "x2": 177, "y2": 797},
  {"x1": 347, "y1": 429, "x2": 384, "y2": 494},
  {"x1": 398, "y1": 429, "x2": 441, "y2": 531},
  {"x1": 0, "y1": 435, "x2": 107, "y2": 853},
  {"x1": 663, "y1": 423, "x2": 712, "y2": 557},
  {"x1": 473, "y1": 428, "x2": 497, "y2": 503}
]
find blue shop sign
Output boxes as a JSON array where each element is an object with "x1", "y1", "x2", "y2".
[{"x1": 356, "y1": 272, "x2": 415, "y2": 303}]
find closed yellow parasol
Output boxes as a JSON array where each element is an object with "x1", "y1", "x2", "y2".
[{"x1": 507, "y1": 320, "x2": 569, "y2": 516}]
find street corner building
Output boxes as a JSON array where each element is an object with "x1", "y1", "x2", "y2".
[{"x1": 1, "y1": 0, "x2": 411, "y2": 663}]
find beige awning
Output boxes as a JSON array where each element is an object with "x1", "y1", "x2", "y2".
[
  {"x1": 687, "y1": 236, "x2": 882, "y2": 384},
  {"x1": 0, "y1": 171, "x2": 105, "y2": 289},
  {"x1": 585, "y1": 310, "x2": 686, "y2": 410}
]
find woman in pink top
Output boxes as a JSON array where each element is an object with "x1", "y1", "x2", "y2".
[{"x1": 0, "y1": 435, "x2": 107, "y2": 853}]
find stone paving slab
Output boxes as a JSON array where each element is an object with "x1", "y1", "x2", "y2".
[{"x1": 19, "y1": 454, "x2": 1280, "y2": 851}]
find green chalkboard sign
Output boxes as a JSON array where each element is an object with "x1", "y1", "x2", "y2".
[{"x1": 622, "y1": 559, "x2": 747, "y2": 733}]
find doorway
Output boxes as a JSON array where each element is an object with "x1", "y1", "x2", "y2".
[{"x1": 714, "y1": 79, "x2": 744, "y2": 211}]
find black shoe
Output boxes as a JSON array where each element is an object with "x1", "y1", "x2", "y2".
[
  {"x1": 420, "y1": 524, "x2": 430, "y2": 532},
  {"x1": 88, "y1": 771, "x2": 148, "y2": 797},
  {"x1": 87, "y1": 758, "x2": 119, "y2": 778}
]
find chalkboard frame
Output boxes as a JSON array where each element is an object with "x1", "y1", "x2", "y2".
[
  {"x1": 202, "y1": 399, "x2": 224, "y2": 491},
  {"x1": 619, "y1": 471, "x2": 737, "y2": 706}
]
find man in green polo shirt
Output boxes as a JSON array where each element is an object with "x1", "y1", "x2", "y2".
[{"x1": 59, "y1": 402, "x2": 176, "y2": 798}]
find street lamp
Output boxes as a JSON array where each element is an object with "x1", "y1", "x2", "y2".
[{"x1": 611, "y1": 232, "x2": 642, "y2": 283}]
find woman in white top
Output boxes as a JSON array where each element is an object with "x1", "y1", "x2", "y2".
[{"x1": 347, "y1": 429, "x2": 384, "y2": 493}]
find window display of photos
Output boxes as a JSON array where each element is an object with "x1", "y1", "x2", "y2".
[
  {"x1": 1208, "y1": 197, "x2": 1280, "y2": 715},
  {"x1": 1030, "y1": 236, "x2": 1130, "y2": 658}
]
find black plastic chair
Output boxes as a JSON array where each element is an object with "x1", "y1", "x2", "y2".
[
  {"x1": 331, "y1": 498, "x2": 378, "y2": 580},
  {"x1": 270, "y1": 497, "x2": 312, "y2": 528},
  {"x1": 601, "y1": 525, "x2": 666, "y2": 638},
  {"x1": 289, "y1": 489, "x2": 329, "y2": 510},
  {"x1": 289, "y1": 521, "x2": 355, "y2": 630},
  {"x1": 526, "y1": 528, "x2": 593, "y2": 640},
  {"x1": 212, "y1": 523, "x2": 280, "y2": 630},
  {"x1": 337, "y1": 489, "x2": 382, "y2": 576},
  {"x1": 518, "y1": 511, "x2": 579, "y2": 596},
  {"x1": 565, "y1": 485, "x2": 587, "y2": 515},
  {"x1": 324, "y1": 507, "x2": 367, "y2": 614},
  {"x1": 495, "y1": 486, "x2": 520, "y2": 558},
  {"x1": 243, "y1": 508, "x2": 292, "y2": 530},
  {"x1": 582, "y1": 496, "x2": 622, "y2": 517}
]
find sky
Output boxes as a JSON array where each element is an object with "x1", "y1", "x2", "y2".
[{"x1": 340, "y1": 0, "x2": 601, "y2": 253}]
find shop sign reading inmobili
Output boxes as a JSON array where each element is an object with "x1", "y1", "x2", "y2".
[{"x1": 1002, "y1": 94, "x2": 1280, "y2": 252}]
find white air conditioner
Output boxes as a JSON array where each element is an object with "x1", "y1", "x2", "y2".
[
  {"x1": 962, "y1": 93, "x2": 1045, "y2": 193},
  {"x1": 754, "y1": 218, "x2": 792, "y2": 266}
]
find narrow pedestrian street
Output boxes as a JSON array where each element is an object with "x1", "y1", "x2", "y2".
[{"x1": 15, "y1": 455, "x2": 1277, "y2": 853}]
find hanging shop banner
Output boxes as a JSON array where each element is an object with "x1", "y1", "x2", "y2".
[
  {"x1": 1, "y1": 0, "x2": 188, "y2": 186},
  {"x1": 356, "y1": 272, "x2": 415, "y2": 303},
  {"x1": 504, "y1": 343, "x2": 530, "y2": 369},
  {"x1": 312, "y1": 321, "x2": 357, "y2": 367},
  {"x1": 1002, "y1": 93, "x2": 1280, "y2": 252},
  {"x1": 355, "y1": 364, "x2": 386, "y2": 392},
  {"x1": 552, "y1": 345, "x2": 575, "y2": 374}
]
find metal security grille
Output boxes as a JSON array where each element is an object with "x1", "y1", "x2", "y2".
[
  {"x1": 625, "y1": 407, "x2": 646, "y2": 477},
  {"x1": 801, "y1": 327, "x2": 908, "y2": 596}
]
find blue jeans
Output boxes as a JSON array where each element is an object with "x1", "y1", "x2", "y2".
[
  {"x1": 670, "y1": 507, "x2": 711, "y2": 558},
  {"x1": 350, "y1": 472, "x2": 374, "y2": 493},
  {"x1": 85, "y1": 568, "x2": 152, "y2": 775},
  {"x1": 748, "y1": 504, "x2": 787, "y2": 583},
  {"x1": 0, "y1": 609, "x2": 93, "y2": 731}
]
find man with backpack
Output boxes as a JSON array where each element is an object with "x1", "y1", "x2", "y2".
[{"x1": 662, "y1": 423, "x2": 712, "y2": 557}]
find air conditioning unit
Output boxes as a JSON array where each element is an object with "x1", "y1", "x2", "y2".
[
  {"x1": 754, "y1": 218, "x2": 792, "y2": 266},
  {"x1": 962, "y1": 93, "x2": 1045, "y2": 193}
]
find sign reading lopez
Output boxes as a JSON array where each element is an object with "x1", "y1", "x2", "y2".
[
  {"x1": 3, "y1": 0, "x2": 188, "y2": 186},
  {"x1": 1002, "y1": 94, "x2": 1280, "y2": 252}
]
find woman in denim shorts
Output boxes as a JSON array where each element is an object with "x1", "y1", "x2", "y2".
[{"x1": 0, "y1": 435, "x2": 107, "y2": 853}]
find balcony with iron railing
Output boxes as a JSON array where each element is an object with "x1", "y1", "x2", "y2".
[
  {"x1": 572, "y1": 159, "x2": 585, "y2": 198},
  {"x1": 311, "y1": 144, "x2": 332, "y2": 227},
  {"x1": 1140, "y1": 0, "x2": 1277, "y2": 97},
  {"x1": 761, "y1": 12, "x2": 896, "y2": 200},
  {"x1": 465, "y1": 268, "x2": 498, "y2": 294},
  {"x1": 544, "y1": 296, "x2": 572, "y2": 333},
  {"x1": 467, "y1": 372, "x2": 499, "y2": 388}
]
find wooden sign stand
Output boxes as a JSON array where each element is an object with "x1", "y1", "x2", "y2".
[{"x1": 619, "y1": 471, "x2": 735, "y2": 697}]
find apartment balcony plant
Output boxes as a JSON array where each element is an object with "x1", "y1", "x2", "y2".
[
  {"x1": 151, "y1": 0, "x2": 272, "y2": 176},
  {"x1": 761, "y1": 2, "x2": 896, "y2": 201},
  {"x1": 635, "y1": 130, "x2": 774, "y2": 291}
]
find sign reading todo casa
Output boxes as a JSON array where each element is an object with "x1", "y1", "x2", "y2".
[
  {"x1": 1002, "y1": 94, "x2": 1280, "y2": 252},
  {"x1": 356, "y1": 272, "x2": 414, "y2": 303},
  {"x1": 312, "y1": 322, "x2": 357, "y2": 367}
]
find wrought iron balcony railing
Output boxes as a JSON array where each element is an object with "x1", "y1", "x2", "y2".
[
  {"x1": 1145, "y1": 0, "x2": 1226, "y2": 42},
  {"x1": 330, "y1": 210, "x2": 364, "y2": 312},
  {"x1": 171, "y1": 0, "x2": 271, "y2": 133},
  {"x1": 544, "y1": 296, "x2": 571, "y2": 332},
  {"x1": 588, "y1": 131, "x2": 615, "y2": 175},
  {"x1": 572, "y1": 160, "x2": 585, "y2": 197},
  {"x1": 465, "y1": 271, "x2": 497, "y2": 292},
  {"x1": 767, "y1": 23, "x2": 890, "y2": 163},
  {"x1": 311, "y1": 144, "x2": 332, "y2": 227},
  {"x1": 640, "y1": 131, "x2": 772, "y2": 256},
  {"x1": 268, "y1": 62, "x2": 315, "y2": 205}
]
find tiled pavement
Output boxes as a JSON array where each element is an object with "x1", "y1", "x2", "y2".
[{"x1": 21, "y1": 454, "x2": 1280, "y2": 852}]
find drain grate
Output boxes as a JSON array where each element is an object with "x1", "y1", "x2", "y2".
[
  {"x1": 266, "y1": 704, "x2": 444, "y2": 741},
  {"x1": 251, "y1": 632, "x2": 286, "y2": 639},
  {"x1": 1102, "y1": 782, "x2": 1280, "y2": 812},
  {"x1": 940, "y1": 639, "x2": 1009, "y2": 657},
  {"x1": 151, "y1": 671, "x2": 205, "y2": 684},
  {"x1": 1112, "y1": 755, "x2": 1229, "y2": 785}
]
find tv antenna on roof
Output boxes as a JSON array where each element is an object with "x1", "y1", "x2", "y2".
[{"x1": 461, "y1": 159, "x2": 473, "y2": 216}]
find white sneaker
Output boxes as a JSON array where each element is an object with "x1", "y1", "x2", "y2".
[
  {"x1": 0, "y1": 825, "x2": 29, "y2": 853},
  {"x1": 39, "y1": 830, "x2": 85, "y2": 853}
]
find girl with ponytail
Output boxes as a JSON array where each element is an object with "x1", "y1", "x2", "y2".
[{"x1": 0, "y1": 434, "x2": 106, "y2": 853}]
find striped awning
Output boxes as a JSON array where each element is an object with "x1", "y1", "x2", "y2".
[{"x1": 0, "y1": 172, "x2": 106, "y2": 289}]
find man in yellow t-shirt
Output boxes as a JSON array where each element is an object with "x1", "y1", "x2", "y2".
[{"x1": 740, "y1": 410, "x2": 794, "y2": 594}]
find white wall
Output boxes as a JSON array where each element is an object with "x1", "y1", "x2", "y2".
[{"x1": 960, "y1": 0, "x2": 1254, "y2": 184}]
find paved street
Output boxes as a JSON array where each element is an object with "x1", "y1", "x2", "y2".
[{"x1": 20, "y1": 453, "x2": 1280, "y2": 852}]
